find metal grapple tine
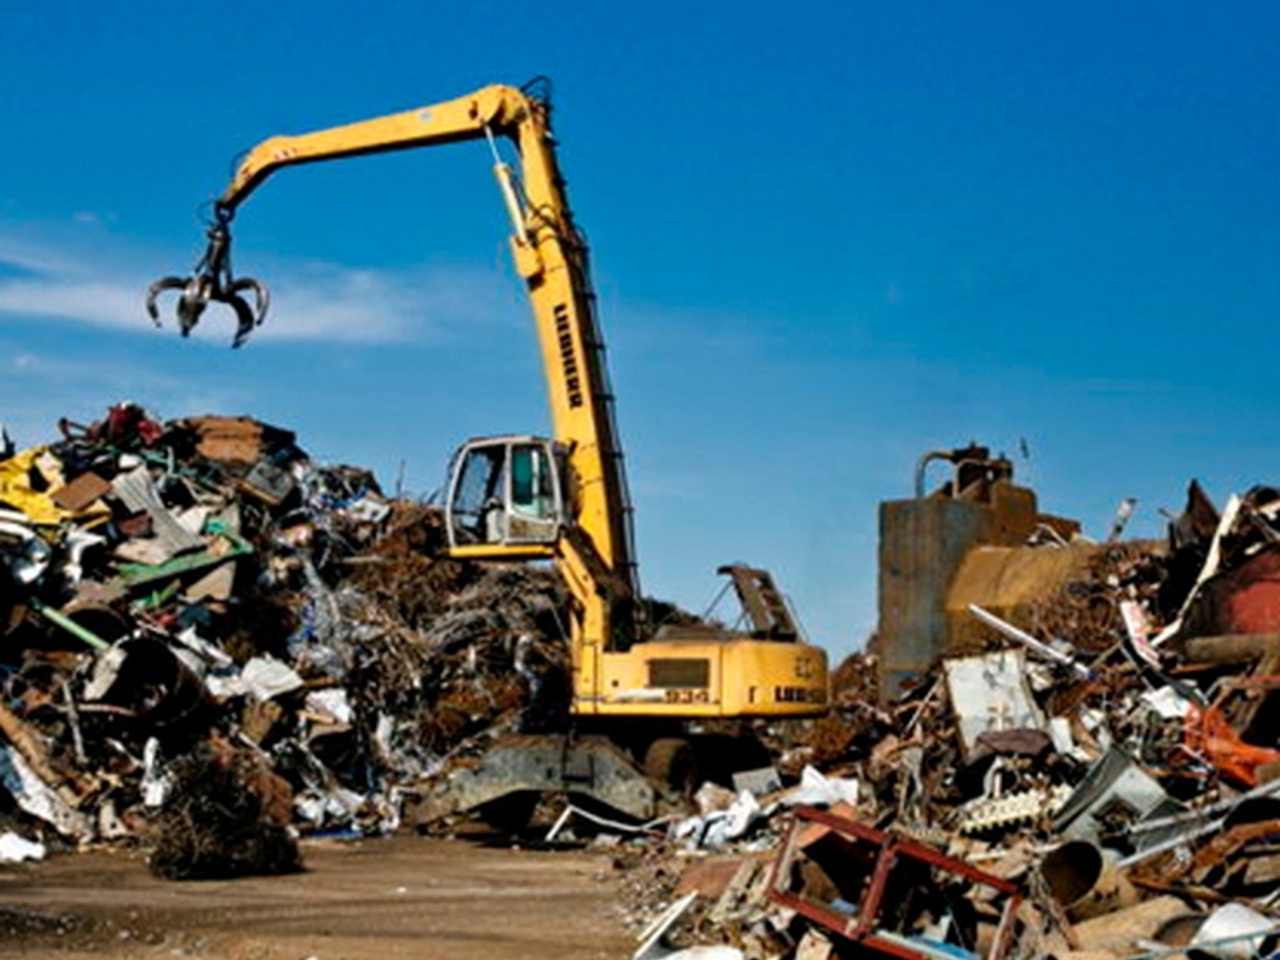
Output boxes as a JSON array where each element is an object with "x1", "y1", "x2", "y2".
[
  {"x1": 228, "y1": 277, "x2": 270, "y2": 329},
  {"x1": 145, "y1": 277, "x2": 190, "y2": 327},
  {"x1": 225, "y1": 293, "x2": 258, "y2": 349}
]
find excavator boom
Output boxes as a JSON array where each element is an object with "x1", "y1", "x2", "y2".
[{"x1": 220, "y1": 86, "x2": 532, "y2": 211}]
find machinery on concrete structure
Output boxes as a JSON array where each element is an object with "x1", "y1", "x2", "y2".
[
  {"x1": 872, "y1": 443, "x2": 1092, "y2": 703},
  {"x1": 149, "y1": 80, "x2": 829, "y2": 822}
]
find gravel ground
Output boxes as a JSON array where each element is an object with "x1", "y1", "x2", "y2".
[{"x1": 0, "y1": 834, "x2": 633, "y2": 960}]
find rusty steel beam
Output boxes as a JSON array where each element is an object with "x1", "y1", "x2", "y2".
[{"x1": 1183, "y1": 633, "x2": 1280, "y2": 665}]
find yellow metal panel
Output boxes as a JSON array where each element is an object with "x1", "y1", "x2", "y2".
[
  {"x1": 945, "y1": 543, "x2": 1100, "y2": 655},
  {"x1": 590, "y1": 639, "x2": 828, "y2": 719},
  {"x1": 0, "y1": 448, "x2": 111, "y2": 527},
  {"x1": 447, "y1": 543, "x2": 555, "y2": 561}
]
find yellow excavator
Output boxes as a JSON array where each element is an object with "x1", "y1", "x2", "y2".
[{"x1": 149, "y1": 80, "x2": 829, "y2": 821}]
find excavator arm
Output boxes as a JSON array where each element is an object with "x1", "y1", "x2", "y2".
[{"x1": 218, "y1": 85, "x2": 530, "y2": 217}]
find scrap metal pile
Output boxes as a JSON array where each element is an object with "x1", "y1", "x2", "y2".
[
  {"x1": 615, "y1": 481, "x2": 1280, "y2": 960},
  {"x1": 8, "y1": 410, "x2": 1280, "y2": 959},
  {"x1": 0, "y1": 403, "x2": 566, "y2": 877}
]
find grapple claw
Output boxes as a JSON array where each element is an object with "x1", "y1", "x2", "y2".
[
  {"x1": 225, "y1": 293, "x2": 257, "y2": 349},
  {"x1": 145, "y1": 276, "x2": 189, "y2": 327},
  {"x1": 227, "y1": 277, "x2": 270, "y2": 330},
  {"x1": 146, "y1": 215, "x2": 270, "y2": 347}
]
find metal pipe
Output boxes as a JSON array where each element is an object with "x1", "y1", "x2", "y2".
[
  {"x1": 1125, "y1": 774, "x2": 1280, "y2": 837},
  {"x1": 968, "y1": 604, "x2": 1095, "y2": 680},
  {"x1": 30, "y1": 599, "x2": 111, "y2": 652},
  {"x1": 1184, "y1": 633, "x2": 1280, "y2": 665},
  {"x1": 914, "y1": 450, "x2": 954, "y2": 498},
  {"x1": 1118, "y1": 815, "x2": 1226, "y2": 868}
]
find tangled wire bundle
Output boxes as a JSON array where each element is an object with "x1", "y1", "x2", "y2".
[{"x1": 149, "y1": 742, "x2": 302, "y2": 881}]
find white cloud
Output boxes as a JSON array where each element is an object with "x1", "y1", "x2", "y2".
[
  {"x1": 240, "y1": 261, "x2": 518, "y2": 343},
  {"x1": 0, "y1": 277, "x2": 141, "y2": 329},
  {"x1": 0, "y1": 222, "x2": 521, "y2": 345},
  {"x1": 0, "y1": 343, "x2": 213, "y2": 448},
  {"x1": 0, "y1": 345, "x2": 180, "y2": 392},
  {"x1": 0, "y1": 232, "x2": 82, "y2": 276}
]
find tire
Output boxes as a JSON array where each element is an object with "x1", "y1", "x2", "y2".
[
  {"x1": 643, "y1": 738, "x2": 698, "y2": 801},
  {"x1": 477, "y1": 791, "x2": 539, "y2": 834},
  {"x1": 693, "y1": 732, "x2": 772, "y2": 788}
]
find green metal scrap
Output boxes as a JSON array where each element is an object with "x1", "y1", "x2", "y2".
[
  {"x1": 29, "y1": 598, "x2": 111, "y2": 652},
  {"x1": 112, "y1": 518, "x2": 254, "y2": 592}
]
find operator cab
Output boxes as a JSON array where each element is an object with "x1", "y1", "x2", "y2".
[{"x1": 446, "y1": 436, "x2": 568, "y2": 550}]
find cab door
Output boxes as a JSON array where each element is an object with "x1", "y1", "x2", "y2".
[{"x1": 446, "y1": 437, "x2": 566, "y2": 550}]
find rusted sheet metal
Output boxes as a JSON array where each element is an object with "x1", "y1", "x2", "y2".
[
  {"x1": 1182, "y1": 818, "x2": 1280, "y2": 886},
  {"x1": 945, "y1": 542, "x2": 1100, "y2": 655},
  {"x1": 1056, "y1": 896, "x2": 1194, "y2": 956},
  {"x1": 1184, "y1": 633, "x2": 1280, "y2": 664},
  {"x1": 875, "y1": 498, "x2": 991, "y2": 700},
  {"x1": 1202, "y1": 550, "x2": 1280, "y2": 635}
]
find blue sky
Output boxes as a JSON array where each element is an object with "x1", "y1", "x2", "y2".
[{"x1": 1, "y1": 2, "x2": 1277, "y2": 655}]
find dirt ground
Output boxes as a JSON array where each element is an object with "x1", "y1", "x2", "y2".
[{"x1": 0, "y1": 834, "x2": 634, "y2": 960}]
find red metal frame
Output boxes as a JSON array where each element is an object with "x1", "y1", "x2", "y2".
[{"x1": 767, "y1": 806, "x2": 1024, "y2": 960}]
